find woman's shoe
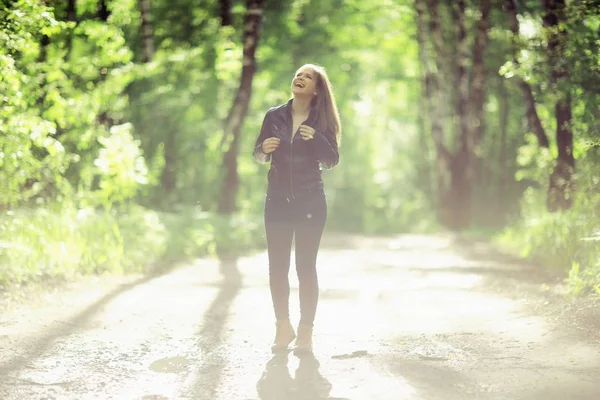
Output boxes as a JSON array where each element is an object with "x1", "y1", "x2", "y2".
[
  {"x1": 271, "y1": 319, "x2": 296, "y2": 353},
  {"x1": 293, "y1": 324, "x2": 313, "y2": 356}
]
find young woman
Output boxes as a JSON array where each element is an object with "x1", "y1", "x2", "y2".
[{"x1": 253, "y1": 64, "x2": 341, "y2": 355}]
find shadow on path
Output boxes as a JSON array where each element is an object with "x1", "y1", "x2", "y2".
[
  {"x1": 450, "y1": 237, "x2": 561, "y2": 284},
  {"x1": 257, "y1": 353, "x2": 349, "y2": 400},
  {"x1": 406, "y1": 264, "x2": 552, "y2": 285},
  {"x1": 520, "y1": 382, "x2": 600, "y2": 400},
  {"x1": 187, "y1": 256, "x2": 242, "y2": 398},
  {"x1": 0, "y1": 261, "x2": 180, "y2": 379},
  {"x1": 385, "y1": 358, "x2": 473, "y2": 400}
]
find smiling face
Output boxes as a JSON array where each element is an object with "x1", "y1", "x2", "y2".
[{"x1": 291, "y1": 66, "x2": 318, "y2": 98}]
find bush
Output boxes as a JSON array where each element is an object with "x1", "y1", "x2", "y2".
[
  {"x1": 157, "y1": 207, "x2": 266, "y2": 261},
  {"x1": 495, "y1": 186, "x2": 600, "y2": 296},
  {"x1": 0, "y1": 204, "x2": 265, "y2": 289}
]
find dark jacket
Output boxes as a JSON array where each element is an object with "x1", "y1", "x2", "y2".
[{"x1": 253, "y1": 99, "x2": 339, "y2": 199}]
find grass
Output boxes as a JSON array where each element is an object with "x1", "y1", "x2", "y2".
[
  {"x1": 0, "y1": 203, "x2": 265, "y2": 290},
  {"x1": 493, "y1": 189, "x2": 600, "y2": 296}
]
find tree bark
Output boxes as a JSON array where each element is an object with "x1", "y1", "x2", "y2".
[
  {"x1": 415, "y1": 0, "x2": 453, "y2": 225},
  {"x1": 505, "y1": 0, "x2": 549, "y2": 148},
  {"x1": 453, "y1": 0, "x2": 469, "y2": 150},
  {"x1": 542, "y1": 0, "x2": 575, "y2": 211},
  {"x1": 37, "y1": 32, "x2": 50, "y2": 63},
  {"x1": 161, "y1": 131, "x2": 177, "y2": 195},
  {"x1": 416, "y1": 0, "x2": 493, "y2": 229},
  {"x1": 468, "y1": 0, "x2": 490, "y2": 147},
  {"x1": 440, "y1": 0, "x2": 470, "y2": 229},
  {"x1": 497, "y1": 77, "x2": 510, "y2": 217},
  {"x1": 139, "y1": 0, "x2": 154, "y2": 63},
  {"x1": 444, "y1": 0, "x2": 491, "y2": 229},
  {"x1": 427, "y1": 0, "x2": 451, "y2": 126},
  {"x1": 220, "y1": 0, "x2": 233, "y2": 26},
  {"x1": 136, "y1": 0, "x2": 173, "y2": 198},
  {"x1": 416, "y1": 73, "x2": 435, "y2": 208},
  {"x1": 97, "y1": 0, "x2": 109, "y2": 21},
  {"x1": 217, "y1": 0, "x2": 266, "y2": 214},
  {"x1": 449, "y1": 0, "x2": 490, "y2": 229},
  {"x1": 64, "y1": 0, "x2": 76, "y2": 59},
  {"x1": 36, "y1": 31, "x2": 50, "y2": 107},
  {"x1": 66, "y1": 0, "x2": 76, "y2": 21}
]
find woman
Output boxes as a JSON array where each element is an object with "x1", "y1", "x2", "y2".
[{"x1": 253, "y1": 64, "x2": 341, "y2": 355}]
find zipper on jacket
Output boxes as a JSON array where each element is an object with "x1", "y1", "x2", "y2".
[{"x1": 289, "y1": 128, "x2": 295, "y2": 202}]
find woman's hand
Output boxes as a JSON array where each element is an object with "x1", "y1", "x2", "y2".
[
  {"x1": 299, "y1": 125, "x2": 315, "y2": 141},
  {"x1": 261, "y1": 137, "x2": 281, "y2": 153}
]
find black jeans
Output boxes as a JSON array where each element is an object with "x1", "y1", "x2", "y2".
[{"x1": 264, "y1": 190, "x2": 327, "y2": 327}]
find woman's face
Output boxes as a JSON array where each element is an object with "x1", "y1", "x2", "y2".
[{"x1": 291, "y1": 66, "x2": 318, "y2": 98}]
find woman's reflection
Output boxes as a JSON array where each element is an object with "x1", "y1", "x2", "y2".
[
  {"x1": 257, "y1": 353, "x2": 345, "y2": 399},
  {"x1": 256, "y1": 353, "x2": 295, "y2": 399}
]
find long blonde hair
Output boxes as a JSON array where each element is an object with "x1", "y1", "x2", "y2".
[{"x1": 302, "y1": 64, "x2": 342, "y2": 145}]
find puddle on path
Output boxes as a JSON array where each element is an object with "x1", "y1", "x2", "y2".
[{"x1": 149, "y1": 356, "x2": 188, "y2": 373}]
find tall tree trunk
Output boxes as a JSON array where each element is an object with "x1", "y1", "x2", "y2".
[
  {"x1": 548, "y1": 96, "x2": 574, "y2": 210},
  {"x1": 217, "y1": 0, "x2": 266, "y2": 214},
  {"x1": 469, "y1": 0, "x2": 491, "y2": 147},
  {"x1": 36, "y1": 24, "x2": 50, "y2": 107},
  {"x1": 542, "y1": 0, "x2": 574, "y2": 211},
  {"x1": 446, "y1": 0, "x2": 470, "y2": 228},
  {"x1": 505, "y1": 0, "x2": 549, "y2": 148},
  {"x1": 139, "y1": 0, "x2": 154, "y2": 63},
  {"x1": 97, "y1": 0, "x2": 109, "y2": 21},
  {"x1": 416, "y1": 76, "x2": 435, "y2": 208},
  {"x1": 136, "y1": 0, "x2": 174, "y2": 199},
  {"x1": 161, "y1": 132, "x2": 176, "y2": 195},
  {"x1": 453, "y1": 0, "x2": 469, "y2": 148},
  {"x1": 447, "y1": 0, "x2": 490, "y2": 229},
  {"x1": 417, "y1": 0, "x2": 492, "y2": 229},
  {"x1": 427, "y1": 0, "x2": 451, "y2": 129},
  {"x1": 415, "y1": 0, "x2": 453, "y2": 225},
  {"x1": 64, "y1": 0, "x2": 76, "y2": 59},
  {"x1": 66, "y1": 0, "x2": 76, "y2": 22},
  {"x1": 36, "y1": 35, "x2": 50, "y2": 64},
  {"x1": 95, "y1": 0, "x2": 111, "y2": 123},
  {"x1": 497, "y1": 78, "x2": 510, "y2": 217},
  {"x1": 220, "y1": 0, "x2": 233, "y2": 26}
]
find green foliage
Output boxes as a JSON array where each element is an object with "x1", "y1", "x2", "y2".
[
  {"x1": 0, "y1": 204, "x2": 158, "y2": 286},
  {"x1": 156, "y1": 208, "x2": 265, "y2": 261},
  {"x1": 567, "y1": 258, "x2": 600, "y2": 298},
  {"x1": 0, "y1": 0, "x2": 139, "y2": 207},
  {"x1": 496, "y1": 148, "x2": 600, "y2": 294},
  {"x1": 82, "y1": 123, "x2": 149, "y2": 208},
  {"x1": 0, "y1": 1, "x2": 68, "y2": 206},
  {"x1": 0, "y1": 204, "x2": 264, "y2": 289},
  {"x1": 490, "y1": 0, "x2": 600, "y2": 296},
  {"x1": 0, "y1": 0, "x2": 598, "y2": 296},
  {"x1": 497, "y1": 189, "x2": 593, "y2": 268}
]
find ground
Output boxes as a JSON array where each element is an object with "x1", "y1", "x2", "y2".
[{"x1": 0, "y1": 233, "x2": 599, "y2": 400}]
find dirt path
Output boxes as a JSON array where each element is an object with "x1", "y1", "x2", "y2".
[{"x1": 1, "y1": 233, "x2": 599, "y2": 400}]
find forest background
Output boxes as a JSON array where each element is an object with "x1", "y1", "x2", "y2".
[{"x1": 1, "y1": 0, "x2": 598, "y2": 296}]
